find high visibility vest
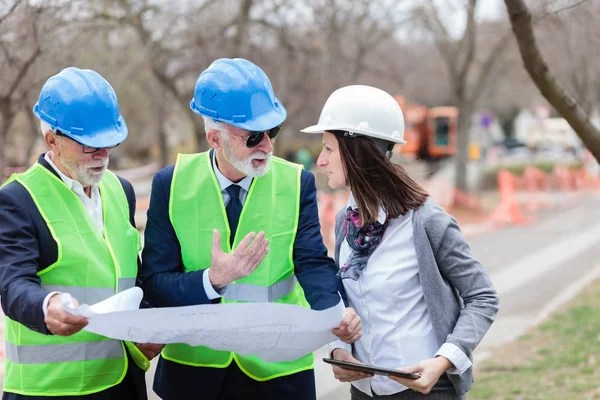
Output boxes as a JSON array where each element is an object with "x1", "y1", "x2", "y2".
[
  {"x1": 2, "y1": 163, "x2": 147, "y2": 396},
  {"x1": 163, "y1": 152, "x2": 314, "y2": 381}
]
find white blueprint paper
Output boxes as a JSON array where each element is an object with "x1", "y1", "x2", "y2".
[
  {"x1": 61, "y1": 287, "x2": 144, "y2": 318},
  {"x1": 63, "y1": 288, "x2": 345, "y2": 362}
]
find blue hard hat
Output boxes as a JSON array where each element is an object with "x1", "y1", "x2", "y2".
[
  {"x1": 33, "y1": 67, "x2": 127, "y2": 148},
  {"x1": 190, "y1": 58, "x2": 287, "y2": 132}
]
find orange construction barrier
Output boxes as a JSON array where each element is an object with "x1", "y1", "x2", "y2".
[
  {"x1": 574, "y1": 167, "x2": 585, "y2": 188},
  {"x1": 551, "y1": 165, "x2": 577, "y2": 191},
  {"x1": 575, "y1": 166, "x2": 600, "y2": 189},
  {"x1": 523, "y1": 166, "x2": 551, "y2": 212},
  {"x1": 317, "y1": 193, "x2": 336, "y2": 253},
  {"x1": 318, "y1": 190, "x2": 351, "y2": 252},
  {"x1": 136, "y1": 196, "x2": 150, "y2": 212},
  {"x1": 486, "y1": 170, "x2": 532, "y2": 227},
  {"x1": 580, "y1": 150, "x2": 600, "y2": 188},
  {"x1": 453, "y1": 188, "x2": 480, "y2": 211}
]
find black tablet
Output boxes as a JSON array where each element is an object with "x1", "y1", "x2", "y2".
[{"x1": 323, "y1": 358, "x2": 421, "y2": 379}]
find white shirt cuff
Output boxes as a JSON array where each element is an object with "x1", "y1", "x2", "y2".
[
  {"x1": 328, "y1": 339, "x2": 352, "y2": 357},
  {"x1": 435, "y1": 343, "x2": 472, "y2": 375},
  {"x1": 42, "y1": 291, "x2": 61, "y2": 317},
  {"x1": 203, "y1": 268, "x2": 226, "y2": 300}
]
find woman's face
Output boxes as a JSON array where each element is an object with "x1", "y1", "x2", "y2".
[{"x1": 317, "y1": 131, "x2": 347, "y2": 190}]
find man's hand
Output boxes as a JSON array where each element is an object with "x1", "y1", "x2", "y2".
[
  {"x1": 44, "y1": 294, "x2": 88, "y2": 336},
  {"x1": 388, "y1": 357, "x2": 453, "y2": 394},
  {"x1": 135, "y1": 343, "x2": 164, "y2": 360},
  {"x1": 208, "y1": 230, "x2": 269, "y2": 289},
  {"x1": 330, "y1": 348, "x2": 372, "y2": 382},
  {"x1": 332, "y1": 307, "x2": 362, "y2": 344}
]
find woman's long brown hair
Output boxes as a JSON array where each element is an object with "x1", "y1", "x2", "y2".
[{"x1": 332, "y1": 131, "x2": 429, "y2": 226}]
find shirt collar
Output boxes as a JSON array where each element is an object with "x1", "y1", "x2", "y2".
[
  {"x1": 348, "y1": 192, "x2": 388, "y2": 224},
  {"x1": 43, "y1": 152, "x2": 99, "y2": 193},
  {"x1": 211, "y1": 150, "x2": 253, "y2": 192}
]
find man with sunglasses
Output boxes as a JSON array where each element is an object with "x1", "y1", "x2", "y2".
[
  {"x1": 142, "y1": 58, "x2": 362, "y2": 400},
  {"x1": 0, "y1": 67, "x2": 162, "y2": 400}
]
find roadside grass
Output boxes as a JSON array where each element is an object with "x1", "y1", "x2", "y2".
[{"x1": 470, "y1": 279, "x2": 600, "y2": 400}]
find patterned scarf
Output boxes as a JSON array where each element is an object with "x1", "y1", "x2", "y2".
[{"x1": 338, "y1": 206, "x2": 389, "y2": 280}]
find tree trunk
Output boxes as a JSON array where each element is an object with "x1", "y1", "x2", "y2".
[
  {"x1": 504, "y1": 0, "x2": 600, "y2": 161},
  {"x1": 233, "y1": 0, "x2": 254, "y2": 58},
  {"x1": 156, "y1": 106, "x2": 169, "y2": 168},
  {"x1": 190, "y1": 115, "x2": 207, "y2": 153},
  {"x1": 24, "y1": 109, "x2": 40, "y2": 166},
  {"x1": 454, "y1": 103, "x2": 472, "y2": 192},
  {"x1": 0, "y1": 129, "x2": 5, "y2": 183},
  {"x1": 0, "y1": 114, "x2": 15, "y2": 182}
]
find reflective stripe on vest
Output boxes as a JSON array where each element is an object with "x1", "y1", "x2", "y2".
[
  {"x1": 225, "y1": 275, "x2": 298, "y2": 302},
  {"x1": 5, "y1": 340, "x2": 123, "y2": 364},
  {"x1": 42, "y1": 278, "x2": 136, "y2": 305},
  {"x1": 164, "y1": 152, "x2": 314, "y2": 381},
  {"x1": 1, "y1": 163, "x2": 140, "y2": 396}
]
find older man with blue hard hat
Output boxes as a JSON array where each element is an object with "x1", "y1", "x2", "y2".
[
  {"x1": 142, "y1": 58, "x2": 362, "y2": 400},
  {"x1": 0, "y1": 67, "x2": 162, "y2": 400}
]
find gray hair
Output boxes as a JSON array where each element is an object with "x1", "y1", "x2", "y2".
[
  {"x1": 202, "y1": 116, "x2": 229, "y2": 137},
  {"x1": 40, "y1": 120, "x2": 54, "y2": 137}
]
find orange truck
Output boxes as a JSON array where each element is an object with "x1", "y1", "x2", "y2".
[{"x1": 394, "y1": 96, "x2": 459, "y2": 161}]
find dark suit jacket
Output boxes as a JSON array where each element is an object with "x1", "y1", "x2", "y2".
[
  {"x1": 0, "y1": 154, "x2": 147, "y2": 400},
  {"x1": 141, "y1": 153, "x2": 345, "y2": 398},
  {"x1": 142, "y1": 156, "x2": 344, "y2": 310}
]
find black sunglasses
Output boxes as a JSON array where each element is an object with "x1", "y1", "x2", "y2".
[
  {"x1": 244, "y1": 125, "x2": 282, "y2": 148},
  {"x1": 56, "y1": 131, "x2": 119, "y2": 154}
]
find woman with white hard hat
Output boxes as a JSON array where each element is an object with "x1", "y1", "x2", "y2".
[{"x1": 302, "y1": 85, "x2": 499, "y2": 400}]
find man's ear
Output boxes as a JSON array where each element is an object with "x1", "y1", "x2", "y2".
[
  {"x1": 45, "y1": 131, "x2": 59, "y2": 151},
  {"x1": 206, "y1": 129, "x2": 222, "y2": 149}
]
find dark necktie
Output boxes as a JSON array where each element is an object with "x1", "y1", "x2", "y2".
[{"x1": 225, "y1": 184, "x2": 242, "y2": 245}]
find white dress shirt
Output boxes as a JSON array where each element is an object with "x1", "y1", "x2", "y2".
[
  {"x1": 44, "y1": 152, "x2": 104, "y2": 233},
  {"x1": 329, "y1": 194, "x2": 470, "y2": 396},
  {"x1": 42, "y1": 152, "x2": 104, "y2": 316},
  {"x1": 202, "y1": 152, "x2": 253, "y2": 300}
]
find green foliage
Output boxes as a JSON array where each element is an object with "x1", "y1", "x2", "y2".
[{"x1": 470, "y1": 279, "x2": 600, "y2": 399}]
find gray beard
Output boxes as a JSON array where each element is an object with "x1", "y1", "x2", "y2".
[
  {"x1": 221, "y1": 134, "x2": 271, "y2": 177},
  {"x1": 59, "y1": 154, "x2": 108, "y2": 186}
]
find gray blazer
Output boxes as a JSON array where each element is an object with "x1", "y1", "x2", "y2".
[{"x1": 334, "y1": 199, "x2": 499, "y2": 396}]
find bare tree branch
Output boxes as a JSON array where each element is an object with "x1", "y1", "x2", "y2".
[
  {"x1": 456, "y1": 0, "x2": 478, "y2": 88},
  {"x1": 23, "y1": 102, "x2": 41, "y2": 164},
  {"x1": 0, "y1": 39, "x2": 16, "y2": 67},
  {"x1": 4, "y1": 45, "x2": 40, "y2": 99},
  {"x1": 0, "y1": 0, "x2": 23, "y2": 27},
  {"x1": 547, "y1": 0, "x2": 590, "y2": 15},
  {"x1": 90, "y1": 12, "x2": 128, "y2": 25},
  {"x1": 420, "y1": 1, "x2": 457, "y2": 78},
  {"x1": 504, "y1": 0, "x2": 600, "y2": 161},
  {"x1": 423, "y1": 0, "x2": 454, "y2": 46},
  {"x1": 233, "y1": 0, "x2": 254, "y2": 57},
  {"x1": 470, "y1": 28, "x2": 514, "y2": 103}
]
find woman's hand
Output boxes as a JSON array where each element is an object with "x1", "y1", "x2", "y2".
[
  {"x1": 332, "y1": 307, "x2": 362, "y2": 344},
  {"x1": 389, "y1": 356, "x2": 453, "y2": 394},
  {"x1": 330, "y1": 348, "x2": 373, "y2": 383}
]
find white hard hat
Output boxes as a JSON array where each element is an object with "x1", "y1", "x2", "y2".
[{"x1": 301, "y1": 85, "x2": 406, "y2": 144}]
